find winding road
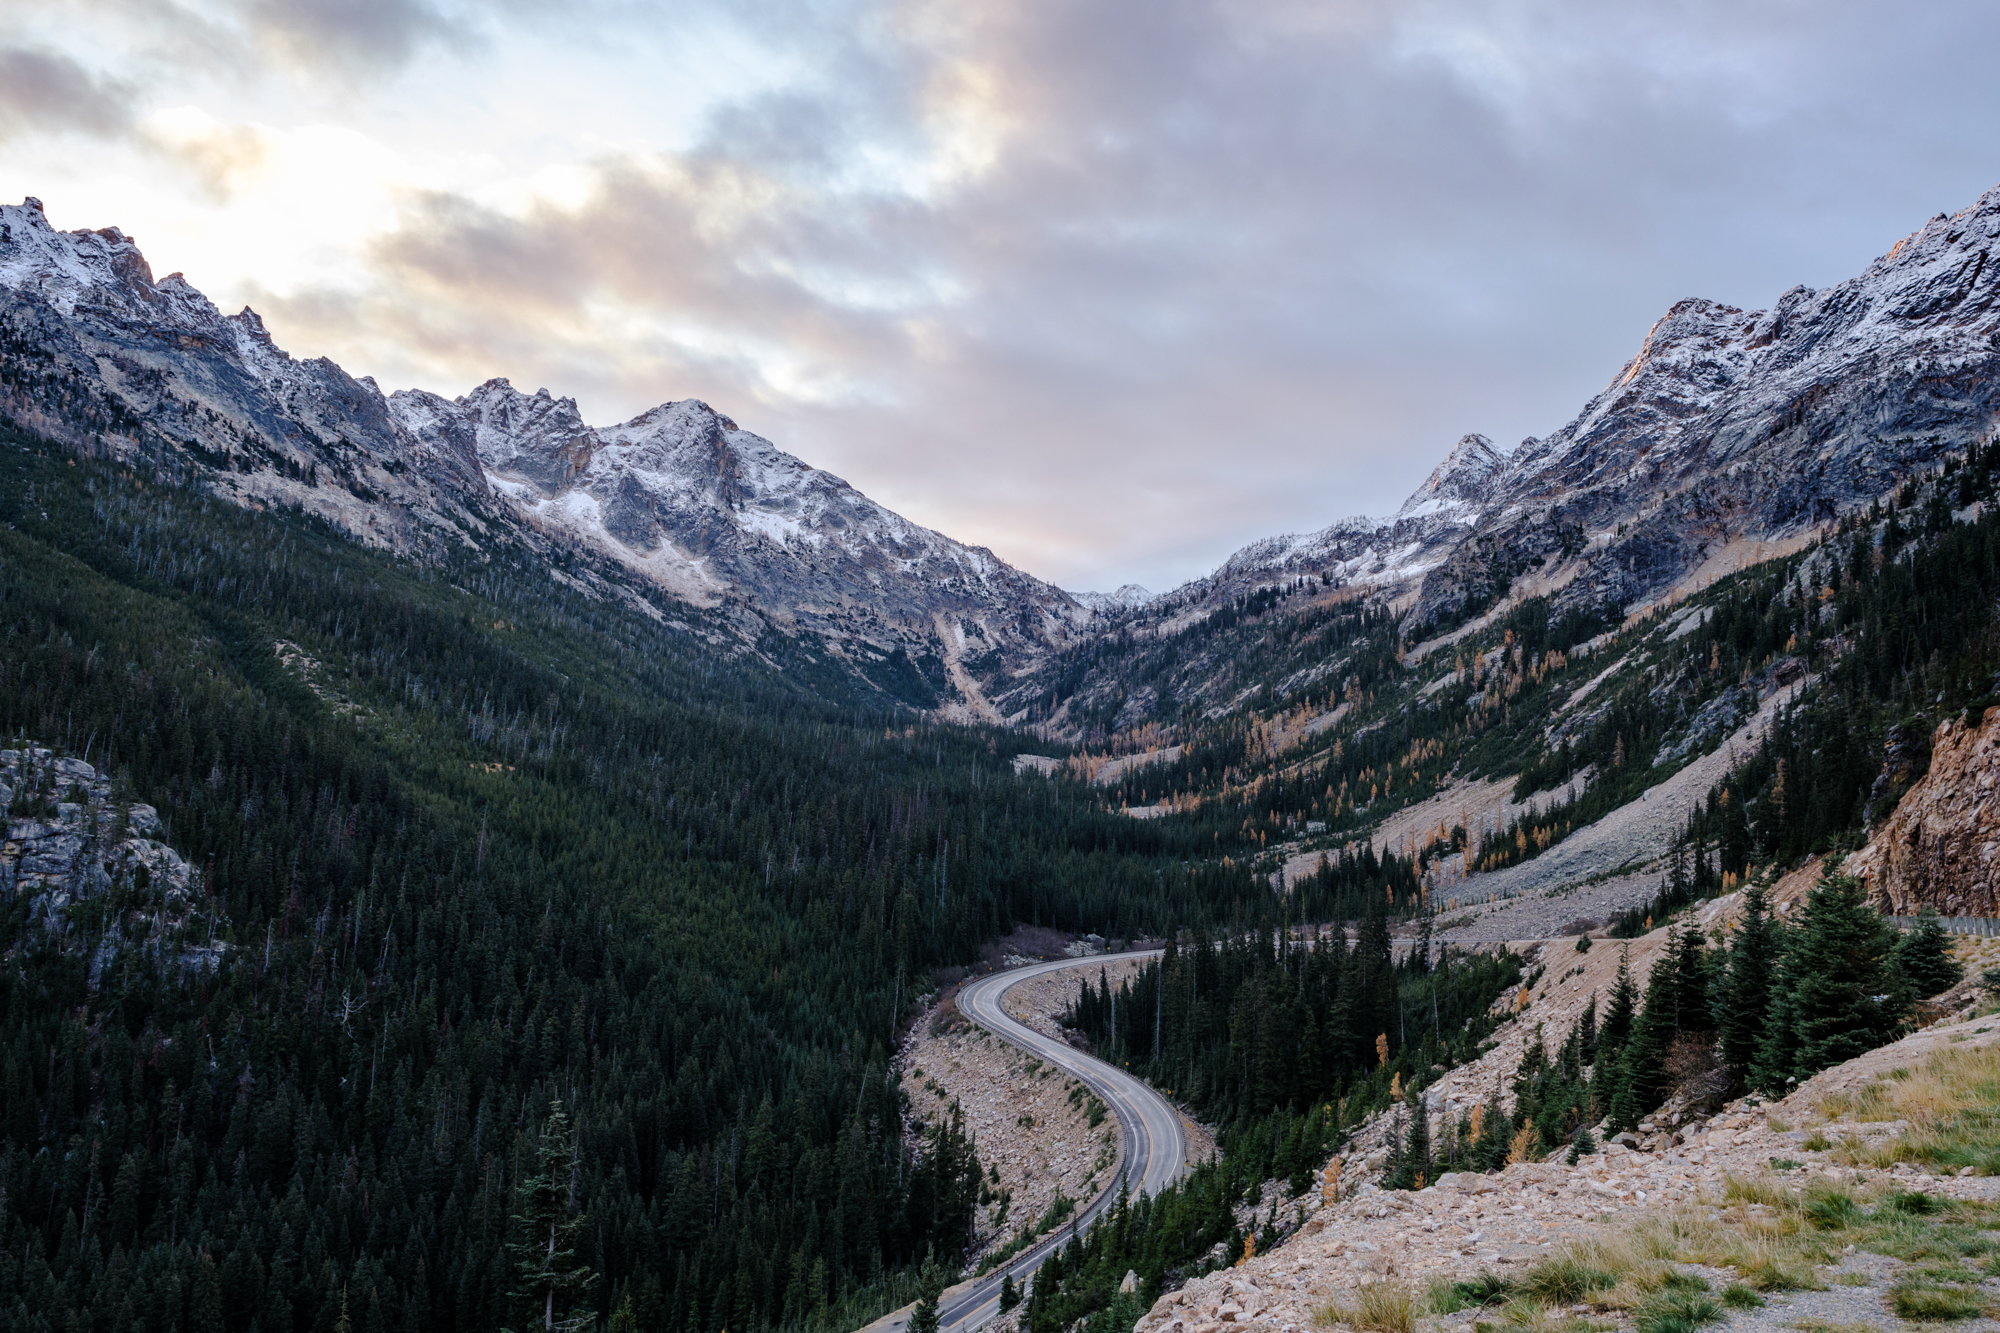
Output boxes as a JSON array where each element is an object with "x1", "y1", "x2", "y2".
[{"x1": 857, "y1": 951, "x2": 1192, "y2": 1333}]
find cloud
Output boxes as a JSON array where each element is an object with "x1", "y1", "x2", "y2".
[
  {"x1": 142, "y1": 108, "x2": 276, "y2": 202},
  {"x1": 235, "y1": 0, "x2": 462, "y2": 75},
  {"x1": 0, "y1": 46, "x2": 133, "y2": 141},
  {"x1": 198, "y1": 0, "x2": 2000, "y2": 589}
]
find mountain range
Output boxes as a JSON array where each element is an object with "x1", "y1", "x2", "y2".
[{"x1": 4, "y1": 182, "x2": 2000, "y2": 728}]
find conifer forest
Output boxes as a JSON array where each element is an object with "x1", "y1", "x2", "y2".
[{"x1": 6, "y1": 416, "x2": 2000, "y2": 1333}]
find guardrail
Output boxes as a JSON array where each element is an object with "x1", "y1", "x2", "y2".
[{"x1": 1889, "y1": 915, "x2": 2000, "y2": 936}]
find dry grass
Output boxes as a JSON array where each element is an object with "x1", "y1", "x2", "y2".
[
  {"x1": 1315, "y1": 1281, "x2": 1418, "y2": 1333},
  {"x1": 1819, "y1": 1044, "x2": 2000, "y2": 1173}
]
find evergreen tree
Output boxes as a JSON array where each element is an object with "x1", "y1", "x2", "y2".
[
  {"x1": 1383, "y1": 1091, "x2": 1432, "y2": 1190},
  {"x1": 1592, "y1": 949, "x2": 1639, "y2": 1122},
  {"x1": 1717, "y1": 883, "x2": 1780, "y2": 1084},
  {"x1": 1617, "y1": 927, "x2": 1706, "y2": 1125},
  {"x1": 1598, "y1": 950, "x2": 1638, "y2": 1058},
  {"x1": 908, "y1": 1254, "x2": 946, "y2": 1333},
  {"x1": 1755, "y1": 868, "x2": 1902, "y2": 1093},
  {"x1": 508, "y1": 1102, "x2": 599, "y2": 1332},
  {"x1": 1893, "y1": 909, "x2": 1963, "y2": 999}
]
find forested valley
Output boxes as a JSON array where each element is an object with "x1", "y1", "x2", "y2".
[
  {"x1": 10, "y1": 403, "x2": 2000, "y2": 1333},
  {"x1": 0, "y1": 426, "x2": 1290, "y2": 1333}
]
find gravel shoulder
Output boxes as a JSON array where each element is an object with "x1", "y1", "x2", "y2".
[{"x1": 901, "y1": 999, "x2": 1123, "y2": 1263}]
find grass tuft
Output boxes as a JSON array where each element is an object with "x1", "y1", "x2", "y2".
[
  {"x1": 1720, "y1": 1283, "x2": 1765, "y2": 1308},
  {"x1": 1889, "y1": 1278, "x2": 1989, "y2": 1322},
  {"x1": 1521, "y1": 1256, "x2": 1619, "y2": 1304},
  {"x1": 1884, "y1": 1188, "x2": 1942, "y2": 1215},
  {"x1": 1804, "y1": 1188, "x2": 1860, "y2": 1230},
  {"x1": 1438, "y1": 1272, "x2": 1513, "y2": 1311},
  {"x1": 1633, "y1": 1285, "x2": 1722, "y2": 1333},
  {"x1": 1316, "y1": 1282, "x2": 1417, "y2": 1333}
]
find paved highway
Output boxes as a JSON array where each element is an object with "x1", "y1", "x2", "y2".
[{"x1": 857, "y1": 952, "x2": 1190, "y2": 1333}]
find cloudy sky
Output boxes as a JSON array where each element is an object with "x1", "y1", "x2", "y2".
[{"x1": 4, "y1": 1, "x2": 1999, "y2": 592}]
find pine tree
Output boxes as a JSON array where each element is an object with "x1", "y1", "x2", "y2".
[
  {"x1": 908, "y1": 1253, "x2": 945, "y2": 1333},
  {"x1": 1592, "y1": 950, "x2": 1639, "y2": 1123},
  {"x1": 1619, "y1": 925, "x2": 1712, "y2": 1125},
  {"x1": 1598, "y1": 950, "x2": 1638, "y2": 1059},
  {"x1": 1755, "y1": 867, "x2": 1901, "y2": 1093},
  {"x1": 1384, "y1": 1090, "x2": 1432, "y2": 1189},
  {"x1": 1893, "y1": 909, "x2": 1963, "y2": 999},
  {"x1": 999, "y1": 1274, "x2": 1020, "y2": 1312},
  {"x1": 1717, "y1": 883, "x2": 1780, "y2": 1083},
  {"x1": 508, "y1": 1101, "x2": 599, "y2": 1332}
]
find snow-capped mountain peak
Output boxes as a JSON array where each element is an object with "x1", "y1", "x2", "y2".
[
  {"x1": 1072, "y1": 584, "x2": 1154, "y2": 611},
  {"x1": 1396, "y1": 432, "x2": 1511, "y2": 519}
]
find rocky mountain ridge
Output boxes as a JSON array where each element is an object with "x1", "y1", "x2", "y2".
[
  {"x1": 1136, "y1": 183, "x2": 2000, "y2": 636},
  {"x1": 0, "y1": 196, "x2": 1087, "y2": 720},
  {"x1": 6, "y1": 180, "x2": 2000, "y2": 729}
]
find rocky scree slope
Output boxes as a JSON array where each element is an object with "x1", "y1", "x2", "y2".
[
  {"x1": 1119, "y1": 922, "x2": 2000, "y2": 1333},
  {"x1": 0, "y1": 198, "x2": 1088, "y2": 718}
]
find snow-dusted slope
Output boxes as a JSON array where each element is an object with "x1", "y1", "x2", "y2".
[
  {"x1": 1414, "y1": 187, "x2": 2000, "y2": 622},
  {"x1": 0, "y1": 196, "x2": 1086, "y2": 717},
  {"x1": 1161, "y1": 183, "x2": 2000, "y2": 628},
  {"x1": 1147, "y1": 432, "x2": 1514, "y2": 619},
  {"x1": 389, "y1": 380, "x2": 1091, "y2": 702},
  {"x1": 1072, "y1": 584, "x2": 1154, "y2": 612}
]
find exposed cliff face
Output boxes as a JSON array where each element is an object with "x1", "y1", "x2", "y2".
[
  {"x1": 1850, "y1": 708, "x2": 2000, "y2": 917},
  {"x1": 0, "y1": 199, "x2": 503, "y2": 556},
  {"x1": 0, "y1": 746, "x2": 216, "y2": 984}
]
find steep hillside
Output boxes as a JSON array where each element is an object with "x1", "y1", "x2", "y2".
[
  {"x1": 1025, "y1": 182, "x2": 2000, "y2": 746},
  {"x1": 0, "y1": 430, "x2": 1284, "y2": 1333}
]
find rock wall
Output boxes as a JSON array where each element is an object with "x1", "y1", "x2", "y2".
[
  {"x1": 1850, "y1": 707, "x2": 2000, "y2": 917},
  {"x1": 0, "y1": 746, "x2": 219, "y2": 981}
]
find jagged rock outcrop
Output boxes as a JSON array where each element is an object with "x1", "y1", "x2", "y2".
[
  {"x1": 0, "y1": 746, "x2": 217, "y2": 983},
  {"x1": 1415, "y1": 191, "x2": 2000, "y2": 622},
  {"x1": 1849, "y1": 707, "x2": 2000, "y2": 916},
  {"x1": 0, "y1": 198, "x2": 503, "y2": 555}
]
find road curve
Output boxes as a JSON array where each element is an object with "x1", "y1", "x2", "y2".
[{"x1": 857, "y1": 951, "x2": 1191, "y2": 1333}]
